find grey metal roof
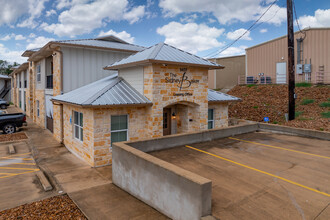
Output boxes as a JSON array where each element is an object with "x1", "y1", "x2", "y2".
[
  {"x1": 208, "y1": 89, "x2": 240, "y2": 102},
  {"x1": 55, "y1": 38, "x2": 145, "y2": 52},
  {"x1": 106, "y1": 43, "x2": 224, "y2": 69},
  {"x1": 52, "y1": 74, "x2": 152, "y2": 106}
]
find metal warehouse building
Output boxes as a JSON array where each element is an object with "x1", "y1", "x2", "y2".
[{"x1": 246, "y1": 27, "x2": 330, "y2": 84}]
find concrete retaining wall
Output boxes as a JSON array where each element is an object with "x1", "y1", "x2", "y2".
[
  {"x1": 258, "y1": 123, "x2": 330, "y2": 141},
  {"x1": 130, "y1": 123, "x2": 259, "y2": 152},
  {"x1": 112, "y1": 142, "x2": 212, "y2": 220}
]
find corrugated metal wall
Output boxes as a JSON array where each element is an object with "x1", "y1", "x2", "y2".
[
  {"x1": 246, "y1": 28, "x2": 330, "y2": 84},
  {"x1": 62, "y1": 46, "x2": 132, "y2": 93}
]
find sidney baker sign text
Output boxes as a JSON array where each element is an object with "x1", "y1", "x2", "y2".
[{"x1": 165, "y1": 72, "x2": 199, "y2": 91}]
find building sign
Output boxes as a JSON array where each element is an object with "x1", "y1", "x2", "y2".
[{"x1": 165, "y1": 69, "x2": 199, "y2": 96}]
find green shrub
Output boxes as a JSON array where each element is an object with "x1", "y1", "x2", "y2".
[
  {"x1": 9, "y1": 102, "x2": 13, "y2": 105},
  {"x1": 246, "y1": 84, "x2": 257, "y2": 88},
  {"x1": 321, "y1": 111, "x2": 330, "y2": 118},
  {"x1": 301, "y1": 99, "x2": 314, "y2": 105},
  {"x1": 319, "y1": 128, "x2": 324, "y2": 131},
  {"x1": 295, "y1": 111, "x2": 303, "y2": 117},
  {"x1": 253, "y1": 106, "x2": 258, "y2": 109},
  {"x1": 319, "y1": 102, "x2": 330, "y2": 108},
  {"x1": 273, "y1": 121, "x2": 278, "y2": 124},
  {"x1": 296, "y1": 82, "x2": 312, "y2": 87}
]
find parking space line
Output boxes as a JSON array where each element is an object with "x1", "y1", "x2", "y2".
[
  {"x1": 185, "y1": 145, "x2": 330, "y2": 197},
  {"x1": 0, "y1": 167, "x2": 39, "y2": 171},
  {"x1": 228, "y1": 137, "x2": 330, "y2": 160},
  {"x1": 0, "y1": 162, "x2": 36, "y2": 165},
  {"x1": 0, "y1": 170, "x2": 40, "y2": 179},
  {"x1": 1, "y1": 157, "x2": 33, "y2": 161}
]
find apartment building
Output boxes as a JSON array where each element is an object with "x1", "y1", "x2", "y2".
[
  {"x1": 52, "y1": 43, "x2": 240, "y2": 166},
  {"x1": 18, "y1": 35, "x2": 144, "y2": 132}
]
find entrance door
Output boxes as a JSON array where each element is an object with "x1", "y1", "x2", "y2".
[
  {"x1": 276, "y1": 62, "x2": 287, "y2": 84},
  {"x1": 23, "y1": 91, "x2": 26, "y2": 112},
  {"x1": 45, "y1": 95, "x2": 54, "y2": 133},
  {"x1": 163, "y1": 108, "x2": 171, "y2": 136}
]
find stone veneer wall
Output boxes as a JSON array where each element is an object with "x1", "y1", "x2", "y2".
[
  {"x1": 34, "y1": 90, "x2": 45, "y2": 127},
  {"x1": 208, "y1": 103, "x2": 229, "y2": 128},
  {"x1": 25, "y1": 89, "x2": 31, "y2": 116},
  {"x1": 144, "y1": 64, "x2": 209, "y2": 137},
  {"x1": 63, "y1": 105, "x2": 94, "y2": 166},
  {"x1": 93, "y1": 106, "x2": 148, "y2": 166},
  {"x1": 53, "y1": 48, "x2": 63, "y2": 143}
]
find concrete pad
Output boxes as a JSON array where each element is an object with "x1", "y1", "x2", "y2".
[
  {"x1": 69, "y1": 184, "x2": 168, "y2": 220},
  {"x1": 150, "y1": 132, "x2": 330, "y2": 220},
  {"x1": 8, "y1": 144, "x2": 15, "y2": 154},
  {"x1": 54, "y1": 168, "x2": 111, "y2": 193},
  {"x1": 36, "y1": 171, "x2": 53, "y2": 191}
]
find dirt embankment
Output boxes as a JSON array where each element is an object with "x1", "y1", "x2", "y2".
[{"x1": 227, "y1": 85, "x2": 330, "y2": 131}]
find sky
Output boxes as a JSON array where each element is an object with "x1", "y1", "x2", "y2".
[{"x1": 0, "y1": 0, "x2": 329, "y2": 64}]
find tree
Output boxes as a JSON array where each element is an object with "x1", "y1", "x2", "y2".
[{"x1": 0, "y1": 60, "x2": 20, "y2": 75}]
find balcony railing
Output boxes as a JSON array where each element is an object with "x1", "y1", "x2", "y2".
[{"x1": 46, "y1": 75, "x2": 53, "y2": 89}]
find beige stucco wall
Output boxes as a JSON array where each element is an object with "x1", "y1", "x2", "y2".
[
  {"x1": 208, "y1": 55, "x2": 246, "y2": 89},
  {"x1": 246, "y1": 28, "x2": 330, "y2": 84}
]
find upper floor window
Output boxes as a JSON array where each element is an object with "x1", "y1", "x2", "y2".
[
  {"x1": 36, "y1": 64, "x2": 41, "y2": 82},
  {"x1": 208, "y1": 109, "x2": 214, "y2": 129},
  {"x1": 74, "y1": 111, "x2": 83, "y2": 141},
  {"x1": 111, "y1": 115, "x2": 128, "y2": 145},
  {"x1": 36, "y1": 100, "x2": 40, "y2": 117}
]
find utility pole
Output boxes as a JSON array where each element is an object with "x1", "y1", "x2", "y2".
[{"x1": 287, "y1": 0, "x2": 295, "y2": 120}]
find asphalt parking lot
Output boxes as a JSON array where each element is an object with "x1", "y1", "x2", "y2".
[{"x1": 150, "y1": 131, "x2": 330, "y2": 220}]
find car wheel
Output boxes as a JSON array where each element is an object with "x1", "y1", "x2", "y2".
[
  {"x1": 3, "y1": 124, "x2": 16, "y2": 134},
  {"x1": 0, "y1": 104, "x2": 6, "y2": 109}
]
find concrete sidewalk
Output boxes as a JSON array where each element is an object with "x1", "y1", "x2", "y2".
[{"x1": 24, "y1": 117, "x2": 167, "y2": 219}]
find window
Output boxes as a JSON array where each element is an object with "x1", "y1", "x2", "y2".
[
  {"x1": 208, "y1": 109, "x2": 214, "y2": 129},
  {"x1": 111, "y1": 115, "x2": 128, "y2": 144},
  {"x1": 74, "y1": 111, "x2": 83, "y2": 141},
  {"x1": 36, "y1": 64, "x2": 41, "y2": 82},
  {"x1": 36, "y1": 100, "x2": 40, "y2": 117}
]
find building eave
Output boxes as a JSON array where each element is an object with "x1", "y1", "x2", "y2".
[{"x1": 51, "y1": 99, "x2": 153, "y2": 108}]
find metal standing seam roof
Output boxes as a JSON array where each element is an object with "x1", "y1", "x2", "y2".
[
  {"x1": 51, "y1": 74, "x2": 152, "y2": 106},
  {"x1": 105, "y1": 43, "x2": 224, "y2": 69},
  {"x1": 208, "y1": 89, "x2": 241, "y2": 102},
  {"x1": 54, "y1": 39, "x2": 145, "y2": 52}
]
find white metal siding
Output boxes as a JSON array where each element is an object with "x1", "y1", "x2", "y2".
[
  {"x1": 36, "y1": 59, "x2": 46, "y2": 90},
  {"x1": 118, "y1": 67, "x2": 144, "y2": 94},
  {"x1": 62, "y1": 47, "x2": 133, "y2": 93}
]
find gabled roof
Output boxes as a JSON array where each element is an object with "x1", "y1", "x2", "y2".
[
  {"x1": 105, "y1": 43, "x2": 224, "y2": 70},
  {"x1": 27, "y1": 35, "x2": 145, "y2": 61},
  {"x1": 52, "y1": 74, "x2": 152, "y2": 107},
  {"x1": 10, "y1": 62, "x2": 29, "y2": 76},
  {"x1": 208, "y1": 89, "x2": 241, "y2": 103}
]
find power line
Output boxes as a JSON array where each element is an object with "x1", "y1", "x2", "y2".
[
  {"x1": 204, "y1": 0, "x2": 278, "y2": 58},
  {"x1": 292, "y1": 0, "x2": 306, "y2": 39}
]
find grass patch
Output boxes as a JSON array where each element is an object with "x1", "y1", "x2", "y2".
[
  {"x1": 272, "y1": 121, "x2": 278, "y2": 124},
  {"x1": 295, "y1": 111, "x2": 303, "y2": 117},
  {"x1": 319, "y1": 128, "x2": 324, "y2": 131},
  {"x1": 296, "y1": 82, "x2": 312, "y2": 87},
  {"x1": 253, "y1": 106, "x2": 258, "y2": 109},
  {"x1": 247, "y1": 84, "x2": 257, "y2": 88},
  {"x1": 321, "y1": 111, "x2": 330, "y2": 118},
  {"x1": 301, "y1": 99, "x2": 314, "y2": 105},
  {"x1": 298, "y1": 117, "x2": 313, "y2": 121},
  {"x1": 320, "y1": 102, "x2": 330, "y2": 107}
]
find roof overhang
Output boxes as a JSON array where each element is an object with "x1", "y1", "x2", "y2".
[
  {"x1": 10, "y1": 62, "x2": 29, "y2": 75},
  {"x1": 105, "y1": 59, "x2": 224, "y2": 70},
  {"x1": 208, "y1": 99, "x2": 241, "y2": 103},
  {"x1": 52, "y1": 99, "x2": 153, "y2": 108}
]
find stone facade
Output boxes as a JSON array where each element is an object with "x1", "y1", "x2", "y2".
[
  {"x1": 53, "y1": 48, "x2": 63, "y2": 143},
  {"x1": 208, "y1": 103, "x2": 229, "y2": 128},
  {"x1": 34, "y1": 90, "x2": 45, "y2": 127}
]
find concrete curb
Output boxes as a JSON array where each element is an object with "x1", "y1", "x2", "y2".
[
  {"x1": 8, "y1": 144, "x2": 15, "y2": 154},
  {"x1": 36, "y1": 171, "x2": 53, "y2": 191}
]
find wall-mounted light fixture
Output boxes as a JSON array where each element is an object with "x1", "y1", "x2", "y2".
[{"x1": 172, "y1": 112, "x2": 176, "y2": 119}]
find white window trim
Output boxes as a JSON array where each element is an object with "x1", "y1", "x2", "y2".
[
  {"x1": 73, "y1": 111, "x2": 83, "y2": 142},
  {"x1": 36, "y1": 64, "x2": 41, "y2": 83},
  {"x1": 208, "y1": 109, "x2": 214, "y2": 129},
  {"x1": 110, "y1": 114, "x2": 129, "y2": 145}
]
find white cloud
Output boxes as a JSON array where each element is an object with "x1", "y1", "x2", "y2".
[
  {"x1": 0, "y1": 0, "x2": 26, "y2": 26},
  {"x1": 297, "y1": 9, "x2": 330, "y2": 29},
  {"x1": 17, "y1": 0, "x2": 48, "y2": 28},
  {"x1": 43, "y1": 0, "x2": 146, "y2": 37},
  {"x1": 26, "y1": 36, "x2": 55, "y2": 50},
  {"x1": 180, "y1": 14, "x2": 198, "y2": 23},
  {"x1": 98, "y1": 30, "x2": 135, "y2": 43},
  {"x1": 157, "y1": 21, "x2": 224, "y2": 54},
  {"x1": 159, "y1": 0, "x2": 286, "y2": 25},
  {"x1": 46, "y1": 9, "x2": 57, "y2": 17},
  {"x1": 15, "y1": 35, "x2": 26, "y2": 40},
  {"x1": 29, "y1": 33, "x2": 36, "y2": 38},
  {"x1": 0, "y1": 43, "x2": 26, "y2": 63},
  {"x1": 218, "y1": 45, "x2": 247, "y2": 57},
  {"x1": 260, "y1": 28, "x2": 268, "y2": 33},
  {"x1": 56, "y1": 0, "x2": 88, "y2": 10},
  {"x1": 123, "y1": 5, "x2": 145, "y2": 24},
  {"x1": 226, "y1": 28, "x2": 252, "y2": 40},
  {"x1": 0, "y1": 34, "x2": 13, "y2": 41}
]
